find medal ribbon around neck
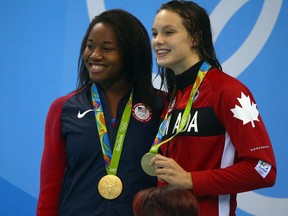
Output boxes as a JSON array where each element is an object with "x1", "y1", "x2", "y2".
[
  {"x1": 91, "y1": 83, "x2": 133, "y2": 175},
  {"x1": 150, "y1": 61, "x2": 211, "y2": 153}
]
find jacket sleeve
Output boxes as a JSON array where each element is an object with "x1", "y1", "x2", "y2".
[
  {"x1": 36, "y1": 95, "x2": 70, "y2": 216},
  {"x1": 192, "y1": 82, "x2": 276, "y2": 196}
]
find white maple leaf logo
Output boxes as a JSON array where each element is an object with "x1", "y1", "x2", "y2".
[{"x1": 230, "y1": 92, "x2": 259, "y2": 128}]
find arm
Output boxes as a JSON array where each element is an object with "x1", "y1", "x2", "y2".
[
  {"x1": 192, "y1": 86, "x2": 276, "y2": 196},
  {"x1": 36, "y1": 96, "x2": 69, "y2": 216}
]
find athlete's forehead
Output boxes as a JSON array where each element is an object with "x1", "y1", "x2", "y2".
[{"x1": 152, "y1": 10, "x2": 183, "y2": 30}]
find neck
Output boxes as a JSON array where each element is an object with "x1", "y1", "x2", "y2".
[
  {"x1": 100, "y1": 78, "x2": 131, "y2": 118},
  {"x1": 173, "y1": 55, "x2": 201, "y2": 75}
]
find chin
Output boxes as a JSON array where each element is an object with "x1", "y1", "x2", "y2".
[{"x1": 156, "y1": 59, "x2": 169, "y2": 67}]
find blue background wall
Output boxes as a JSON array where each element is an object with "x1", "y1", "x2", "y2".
[{"x1": 0, "y1": 0, "x2": 287, "y2": 215}]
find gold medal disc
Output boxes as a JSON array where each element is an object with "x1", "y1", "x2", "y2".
[
  {"x1": 98, "y1": 175, "x2": 123, "y2": 200},
  {"x1": 141, "y1": 152, "x2": 157, "y2": 176}
]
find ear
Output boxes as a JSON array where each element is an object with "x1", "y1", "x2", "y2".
[
  {"x1": 190, "y1": 30, "x2": 201, "y2": 48},
  {"x1": 191, "y1": 37, "x2": 199, "y2": 48}
]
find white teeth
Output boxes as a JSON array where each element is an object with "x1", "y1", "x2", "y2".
[
  {"x1": 157, "y1": 50, "x2": 169, "y2": 55},
  {"x1": 91, "y1": 64, "x2": 103, "y2": 70}
]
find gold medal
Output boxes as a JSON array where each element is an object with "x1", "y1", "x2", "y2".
[
  {"x1": 98, "y1": 175, "x2": 123, "y2": 200},
  {"x1": 141, "y1": 152, "x2": 157, "y2": 176}
]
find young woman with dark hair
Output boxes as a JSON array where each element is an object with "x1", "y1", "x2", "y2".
[
  {"x1": 77, "y1": 9, "x2": 156, "y2": 112},
  {"x1": 143, "y1": 1, "x2": 277, "y2": 215},
  {"x1": 37, "y1": 9, "x2": 164, "y2": 216}
]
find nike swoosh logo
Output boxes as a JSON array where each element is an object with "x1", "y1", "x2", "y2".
[{"x1": 77, "y1": 109, "x2": 94, "y2": 119}]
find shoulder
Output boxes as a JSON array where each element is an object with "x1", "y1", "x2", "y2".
[
  {"x1": 49, "y1": 91, "x2": 77, "y2": 110},
  {"x1": 152, "y1": 88, "x2": 166, "y2": 110},
  {"x1": 207, "y1": 68, "x2": 243, "y2": 86},
  {"x1": 50, "y1": 85, "x2": 91, "y2": 108},
  {"x1": 153, "y1": 88, "x2": 166, "y2": 100},
  {"x1": 206, "y1": 68, "x2": 251, "y2": 96}
]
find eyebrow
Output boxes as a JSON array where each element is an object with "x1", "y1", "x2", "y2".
[
  {"x1": 152, "y1": 25, "x2": 177, "y2": 31},
  {"x1": 87, "y1": 38, "x2": 115, "y2": 44}
]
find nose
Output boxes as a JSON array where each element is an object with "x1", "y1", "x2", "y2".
[
  {"x1": 153, "y1": 34, "x2": 164, "y2": 48},
  {"x1": 90, "y1": 48, "x2": 102, "y2": 60}
]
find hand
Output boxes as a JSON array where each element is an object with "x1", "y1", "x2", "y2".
[{"x1": 150, "y1": 154, "x2": 193, "y2": 189}]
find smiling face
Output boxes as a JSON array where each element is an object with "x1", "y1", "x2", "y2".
[
  {"x1": 83, "y1": 23, "x2": 124, "y2": 85},
  {"x1": 152, "y1": 10, "x2": 200, "y2": 75}
]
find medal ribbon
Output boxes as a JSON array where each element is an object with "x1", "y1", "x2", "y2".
[
  {"x1": 149, "y1": 61, "x2": 211, "y2": 153},
  {"x1": 91, "y1": 83, "x2": 133, "y2": 175}
]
